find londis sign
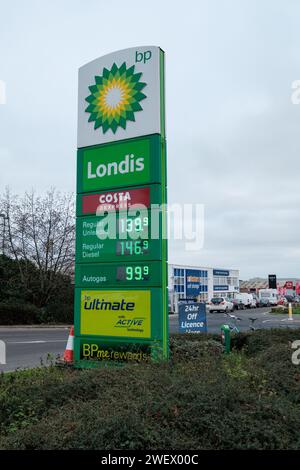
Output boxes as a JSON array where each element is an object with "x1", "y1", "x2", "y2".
[
  {"x1": 77, "y1": 134, "x2": 163, "y2": 193},
  {"x1": 77, "y1": 46, "x2": 165, "y2": 148}
]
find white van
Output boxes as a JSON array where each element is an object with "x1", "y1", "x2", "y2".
[
  {"x1": 258, "y1": 289, "x2": 278, "y2": 306},
  {"x1": 235, "y1": 293, "x2": 256, "y2": 309}
]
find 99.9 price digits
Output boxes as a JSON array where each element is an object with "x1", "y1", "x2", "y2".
[
  {"x1": 116, "y1": 265, "x2": 150, "y2": 282},
  {"x1": 125, "y1": 265, "x2": 149, "y2": 280}
]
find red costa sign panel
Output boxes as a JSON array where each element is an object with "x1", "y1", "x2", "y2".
[{"x1": 81, "y1": 187, "x2": 150, "y2": 215}]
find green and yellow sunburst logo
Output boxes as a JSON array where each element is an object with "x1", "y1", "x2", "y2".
[{"x1": 85, "y1": 62, "x2": 147, "y2": 134}]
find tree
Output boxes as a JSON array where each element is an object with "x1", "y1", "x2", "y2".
[{"x1": 0, "y1": 188, "x2": 75, "y2": 306}]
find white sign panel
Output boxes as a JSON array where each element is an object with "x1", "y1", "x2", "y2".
[{"x1": 78, "y1": 46, "x2": 164, "y2": 148}]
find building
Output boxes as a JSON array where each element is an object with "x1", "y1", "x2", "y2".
[
  {"x1": 168, "y1": 263, "x2": 240, "y2": 313},
  {"x1": 240, "y1": 277, "x2": 300, "y2": 295}
]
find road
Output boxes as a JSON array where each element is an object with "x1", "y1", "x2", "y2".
[
  {"x1": 1, "y1": 307, "x2": 300, "y2": 371},
  {"x1": 171, "y1": 306, "x2": 300, "y2": 333},
  {"x1": 0, "y1": 327, "x2": 69, "y2": 372}
]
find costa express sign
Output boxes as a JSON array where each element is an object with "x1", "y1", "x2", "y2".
[
  {"x1": 77, "y1": 185, "x2": 163, "y2": 216},
  {"x1": 81, "y1": 187, "x2": 149, "y2": 214}
]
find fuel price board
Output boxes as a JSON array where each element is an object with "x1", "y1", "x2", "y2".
[
  {"x1": 75, "y1": 210, "x2": 163, "y2": 263},
  {"x1": 75, "y1": 261, "x2": 162, "y2": 288}
]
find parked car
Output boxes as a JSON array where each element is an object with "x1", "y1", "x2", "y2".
[
  {"x1": 207, "y1": 297, "x2": 234, "y2": 313},
  {"x1": 232, "y1": 298, "x2": 245, "y2": 310},
  {"x1": 235, "y1": 293, "x2": 256, "y2": 309},
  {"x1": 278, "y1": 296, "x2": 288, "y2": 306},
  {"x1": 258, "y1": 289, "x2": 278, "y2": 306},
  {"x1": 257, "y1": 297, "x2": 271, "y2": 307}
]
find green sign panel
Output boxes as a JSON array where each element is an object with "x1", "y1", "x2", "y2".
[
  {"x1": 77, "y1": 135, "x2": 163, "y2": 193},
  {"x1": 75, "y1": 287, "x2": 160, "y2": 335},
  {"x1": 75, "y1": 211, "x2": 162, "y2": 263},
  {"x1": 75, "y1": 261, "x2": 162, "y2": 288},
  {"x1": 74, "y1": 287, "x2": 168, "y2": 360},
  {"x1": 75, "y1": 338, "x2": 153, "y2": 364}
]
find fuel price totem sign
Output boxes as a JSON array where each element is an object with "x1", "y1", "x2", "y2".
[{"x1": 75, "y1": 46, "x2": 168, "y2": 367}]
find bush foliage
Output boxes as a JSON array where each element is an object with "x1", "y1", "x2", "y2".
[
  {"x1": 1, "y1": 328, "x2": 300, "y2": 450},
  {"x1": 0, "y1": 255, "x2": 74, "y2": 324}
]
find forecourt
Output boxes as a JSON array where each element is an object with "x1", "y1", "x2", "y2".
[{"x1": 74, "y1": 46, "x2": 168, "y2": 367}]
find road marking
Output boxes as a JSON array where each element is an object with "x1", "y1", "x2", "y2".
[
  {"x1": 7, "y1": 340, "x2": 67, "y2": 344},
  {"x1": 280, "y1": 318, "x2": 300, "y2": 323}
]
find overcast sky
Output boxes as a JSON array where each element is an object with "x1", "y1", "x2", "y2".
[{"x1": 0, "y1": 0, "x2": 300, "y2": 279}]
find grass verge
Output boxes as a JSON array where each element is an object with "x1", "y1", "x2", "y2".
[{"x1": 271, "y1": 307, "x2": 300, "y2": 315}]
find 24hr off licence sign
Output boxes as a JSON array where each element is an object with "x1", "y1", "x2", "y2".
[{"x1": 75, "y1": 46, "x2": 168, "y2": 367}]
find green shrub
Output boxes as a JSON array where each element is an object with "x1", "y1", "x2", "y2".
[
  {"x1": 231, "y1": 328, "x2": 300, "y2": 356},
  {"x1": 41, "y1": 302, "x2": 73, "y2": 324},
  {"x1": 1, "y1": 329, "x2": 300, "y2": 450},
  {"x1": 0, "y1": 255, "x2": 74, "y2": 324},
  {"x1": 0, "y1": 302, "x2": 42, "y2": 325},
  {"x1": 0, "y1": 301, "x2": 73, "y2": 325}
]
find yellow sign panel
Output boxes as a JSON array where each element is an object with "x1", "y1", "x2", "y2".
[{"x1": 80, "y1": 290, "x2": 151, "y2": 338}]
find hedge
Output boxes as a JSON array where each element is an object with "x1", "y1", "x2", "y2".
[
  {"x1": 0, "y1": 303, "x2": 42, "y2": 325},
  {"x1": 1, "y1": 328, "x2": 300, "y2": 449},
  {"x1": 0, "y1": 302, "x2": 73, "y2": 325}
]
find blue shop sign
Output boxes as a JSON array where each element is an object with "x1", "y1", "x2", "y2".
[
  {"x1": 213, "y1": 269, "x2": 229, "y2": 276},
  {"x1": 213, "y1": 285, "x2": 229, "y2": 291},
  {"x1": 185, "y1": 269, "x2": 207, "y2": 297}
]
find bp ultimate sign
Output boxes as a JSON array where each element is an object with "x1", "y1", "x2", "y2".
[{"x1": 74, "y1": 46, "x2": 168, "y2": 367}]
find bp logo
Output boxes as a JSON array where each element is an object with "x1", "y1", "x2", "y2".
[{"x1": 85, "y1": 62, "x2": 147, "y2": 134}]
